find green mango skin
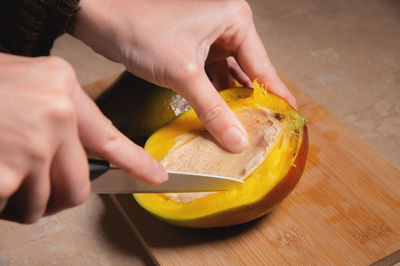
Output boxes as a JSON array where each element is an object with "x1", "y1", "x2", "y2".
[{"x1": 95, "y1": 71, "x2": 190, "y2": 145}]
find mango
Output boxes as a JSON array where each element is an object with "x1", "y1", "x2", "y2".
[{"x1": 134, "y1": 82, "x2": 308, "y2": 228}]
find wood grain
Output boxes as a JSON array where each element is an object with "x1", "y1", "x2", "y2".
[{"x1": 84, "y1": 73, "x2": 400, "y2": 265}]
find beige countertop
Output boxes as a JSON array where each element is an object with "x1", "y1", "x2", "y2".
[{"x1": 1, "y1": 0, "x2": 399, "y2": 265}]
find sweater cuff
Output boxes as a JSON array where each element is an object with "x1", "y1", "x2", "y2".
[{"x1": 0, "y1": 0, "x2": 81, "y2": 57}]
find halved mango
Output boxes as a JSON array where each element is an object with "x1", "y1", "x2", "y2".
[{"x1": 134, "y1": 82, "x2": 308, "y2": 228}]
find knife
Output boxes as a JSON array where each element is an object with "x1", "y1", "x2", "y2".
[{"x1": 89, "y1": 159, "x2": 244, "y2": 193}]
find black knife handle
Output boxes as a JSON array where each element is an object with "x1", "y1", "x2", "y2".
[{"x1": 89, "y1": 159, "x2": 110, "y2": 181}]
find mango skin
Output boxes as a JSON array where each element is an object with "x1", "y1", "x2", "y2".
[
  {"x1": 95, "y1": 71, "x2": 190, "y2": 144},
  {"x1": 135, "y1": 85, "x2": 309, "y2": 228}
]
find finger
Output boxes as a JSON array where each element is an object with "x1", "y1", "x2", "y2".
[
  {"x1": 0, "y1": 198, "x2": 6, "y2": 215},
  {"x1": 205, "y1": 58, "x2": 252, "y2": 89},
  {"x1": 236, "y1": 26, "x2": 298, "y2": 109},
  {"x1": 46, "y1": 132, "x2": 90, "y2": 215},
  {"x1": 72, "y1": 88, "x2": 167, "y2": 184},
  {"x1": 0, "y1": 164, "x2": 23, "y2": 215},
  {"x1": 176, "y1": 71, "x2": 248, "y2": 153},
  {"x1": 226, "y1": 57, "x2": 253, "y2": 88},
  {"x1": 1, "y1": 164, "x2": 50, "y2": 224},
  {"x1": 205, "y1": 60, "x2": 233, "y2": 91}
]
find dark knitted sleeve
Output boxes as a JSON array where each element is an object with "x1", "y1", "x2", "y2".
[{"x1": 0, "y1": 0, "x2": 80, "y2": 57}]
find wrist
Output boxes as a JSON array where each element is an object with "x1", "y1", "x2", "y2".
[{"x1": 72, "y1": 0, "x2": 124, "y2": 63}]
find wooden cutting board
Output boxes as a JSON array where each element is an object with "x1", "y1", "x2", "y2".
[{"x1": 84, "y1": 74, "x2": 400, "y2": 265}]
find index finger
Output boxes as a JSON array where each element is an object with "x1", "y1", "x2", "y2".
[
  {"x1": 72, "y1": 87, "x2": 168, "y2": 184},
  {"x1": 175, "y1": 71, "x2": 248, "y2": 153}
]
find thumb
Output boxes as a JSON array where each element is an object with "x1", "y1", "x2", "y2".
[
  {"x1": 176, "y1": 71, "x2": 248, "y2": 153},
  {"x1": 72, "y1": 87, "x2": 167, "y2": 184}
]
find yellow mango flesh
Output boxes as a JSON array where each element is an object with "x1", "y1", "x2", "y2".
[{"x1": 134, "y1": 82, "x2": 306, "y2": 227}]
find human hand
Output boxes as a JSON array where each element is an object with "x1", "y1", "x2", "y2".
[
  {"x1": 0, "y1": 54, "x2": 166, "y2": 223},
  {"x1": 74, "y1": 0, "x2": 297, "y2": 153}
]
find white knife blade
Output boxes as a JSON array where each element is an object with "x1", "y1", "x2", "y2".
[{"x1": 89, "y1": 159, "x2": 244, "y2": 193}]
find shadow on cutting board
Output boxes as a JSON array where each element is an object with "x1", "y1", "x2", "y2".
[
  {"x1": 97, "y1": 195, "x2": 158, "y2": 265},
  {"x1": 111, "y1": 194, "x2": 269, "y2": 248}
]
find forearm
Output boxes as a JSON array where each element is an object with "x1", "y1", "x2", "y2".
[
  {"x1": 0, "y1": 0, "x2": 80, "y2": 56},
  {"x1": 73, "y1": 0, "x2": 124, "y2": 63}
]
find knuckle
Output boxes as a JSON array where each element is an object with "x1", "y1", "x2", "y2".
[
  {"x1": 199, "y1": 103, "x2": 225, "y2": 126},
  {"x1": 42, "y1": 56, "x2": 78, "y2": 94},
  {"x1": 220, "y1": 1, "x2": 253, "y2": 51},
  {"x1": 27, "y1": 145, "x2": 48, "y2": 163},
  {"x1": 45, "y1": 96, "x2": 76, "y2": 124},
  {"x1": 237, "y1": 1, "x2": 253, "y2": 19},
  {"x1": 22, "y1": 130, "x2": 52, "y2": 162},
  {"x1": 173, "y1": 61, "x2": 201, "y2": 88},
  {"x1": 227, "y1": 0, "x2": 252, "y2": 20},
  {"x1": 44, "y1": 56, "x2": 74, "y2": 75}
]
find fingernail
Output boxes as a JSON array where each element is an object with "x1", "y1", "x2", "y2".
[
  {"x1": 222, "y1": 126, "x2": 248, "y2": 153},
  {"x1": 155, "y1": 161, "x2": 168, "y2": 183}
]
